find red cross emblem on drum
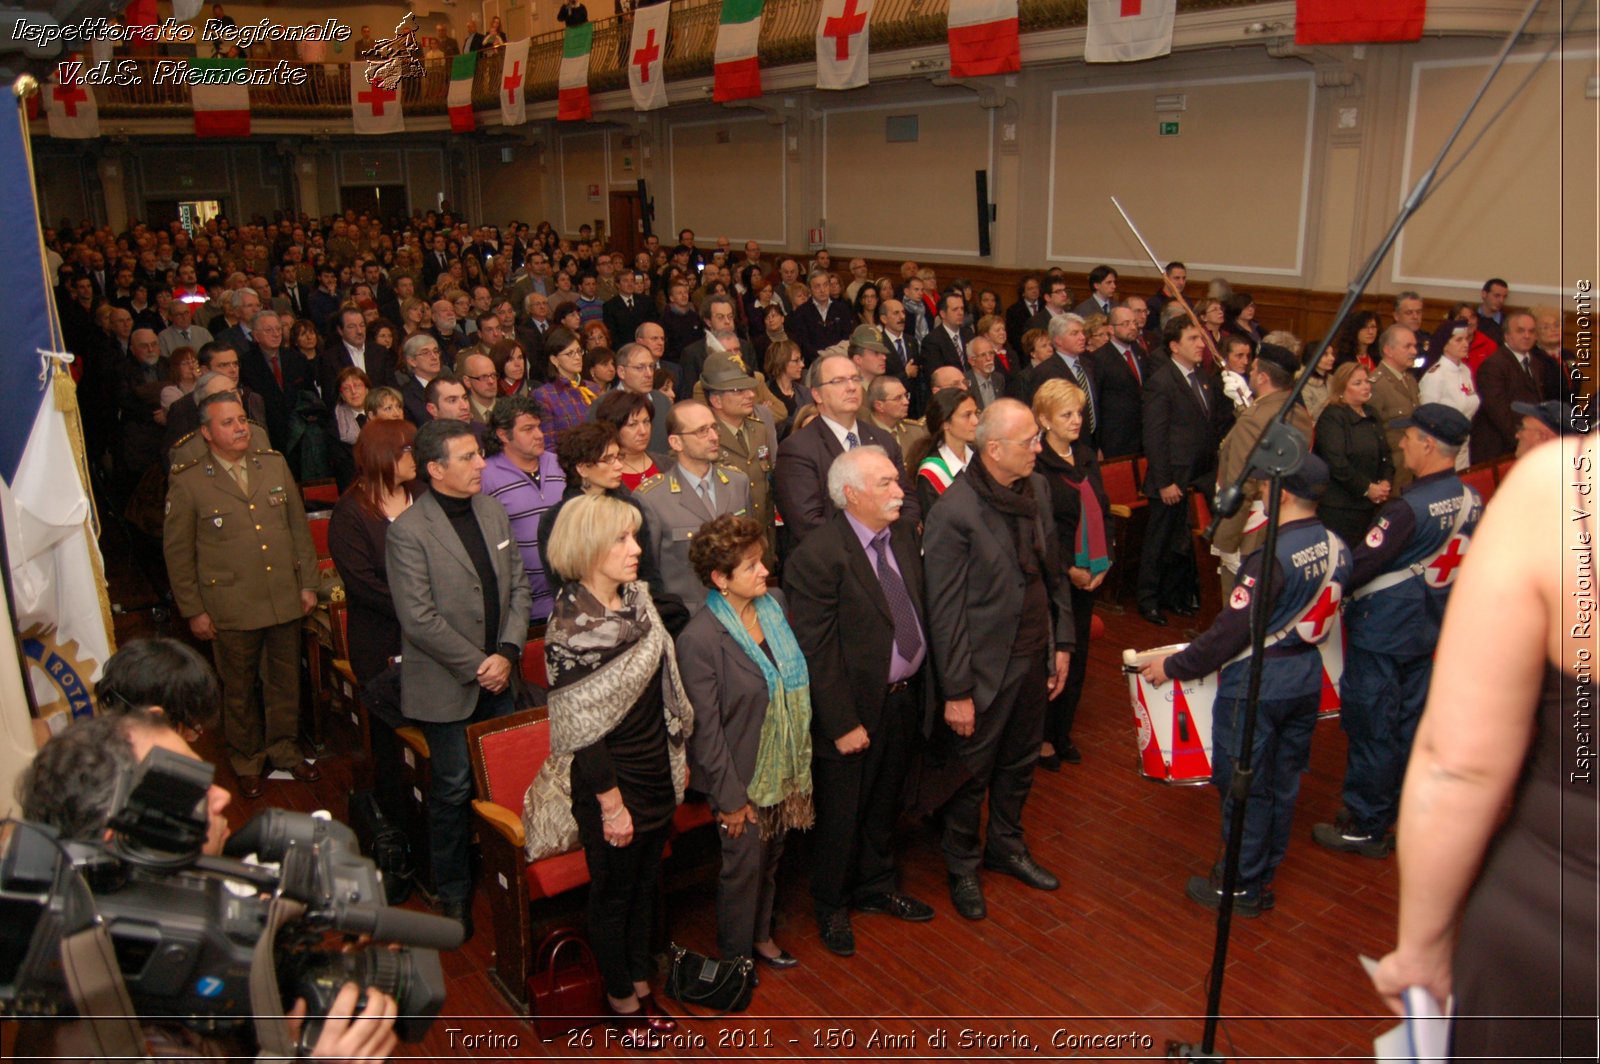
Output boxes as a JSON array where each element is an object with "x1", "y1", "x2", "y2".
[
  {"x1": 1425, "y1": 533, "x2": 1469, "y2": 588},
  {"x1": 1295, "y1": 584, "x2": 1341, "y2": 644}
]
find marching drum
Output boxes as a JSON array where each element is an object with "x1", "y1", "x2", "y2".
[{"x1": 1123, "y1": 644, "x2": 1217, "y2": 785}]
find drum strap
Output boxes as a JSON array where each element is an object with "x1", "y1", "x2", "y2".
[
  {"x1": 1350, "y1": 487, "x2": 1474, "y2": 601},
  {"x1": 1223, "y1": 532, "x2": 1344, "y2": 669}
]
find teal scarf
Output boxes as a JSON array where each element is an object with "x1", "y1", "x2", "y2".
[{"x1": 705, "y1": 590, "x2": 815, "y2": 838}]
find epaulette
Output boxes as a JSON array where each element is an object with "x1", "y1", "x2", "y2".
[
  {"x1": 1424, "y1": 362, "x2": 1442, "y2": 374},
  {"x1": 904, "y1": 417, "x2": 927, "y2": 429},
  {"x1": 634, "y1": 472, "x2": 666, "y2": 493},
  {"x1": 170, "y1": 455, "x2": 202, "y2": 476},
  {"x1": 171, "y1": 429, "x2": 197, "y2": 448}
]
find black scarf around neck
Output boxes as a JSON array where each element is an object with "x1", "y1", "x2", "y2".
[{"x1": 966, "y1": 457, "x2": 1046, "y2": 580}]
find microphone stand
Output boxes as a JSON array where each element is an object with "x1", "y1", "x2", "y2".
[{"x1": 1158, "y1": 0, "x2": 1554, "y2": 1057}]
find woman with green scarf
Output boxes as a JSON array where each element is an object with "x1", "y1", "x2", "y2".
[{"x1": 676, "y1": 514, "x2": 814, "y2": 974}]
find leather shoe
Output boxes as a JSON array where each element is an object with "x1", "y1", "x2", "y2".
[
  {"x1": 948, "y1": 873, "x2": 987, "y2": 921},
  {"x1": 289, "y1": 760, "x2": 321, "y2": 784},
  {"x1": 754, "y1": 948, "x2": 800, "y2": 970},
  {"x1": 439, "y1": 899, "x2": 474, "y2": 941},
  {"x1": 1167, "y1": 603, "x2": 1198, "y2": 619},
  {"x1": 983, "y1": 852, "x2": 1061, "y2": 891},
  {"x1": 636, "y1": 993, "x2": 678, "y2": 1034},
  {"x1": 817, "y1": 909, "x2": 855, "y2": 957},
  {"x1": 853, "y1": 892, "x2": 934, "y2": 922},
  {"x1": 1139, "y1": 607, "x2": 1168, "y2": 626},
  {"x1": 1036, "y1": 752, "x2": 1062, "y2": 773},
  {"x1": 603, "y1": 1001, "x2": 662, "y2": 1051},
  {"x1": 236, "y1": 774, "x2": 264, "y2": 800},
  {"x1": 1060, "y1": 741, "x2": 1082, "y2": 765}
]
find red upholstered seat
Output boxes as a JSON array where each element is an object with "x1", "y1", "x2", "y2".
[
  {"x1": 1101, "y1": 456, "x2": 1145, "y2": 513},
  {"x1": 307, "y1": 515, "x2": 332, "y2": 559},
  {"x1": 1460, "y1": 464, "x2": 1497, "y2": 505},
  {"x1": 520, "y1": 637, "x2": 548, "y2": 691},
  {"x1": 303, "y1": 481, "x2": 340, "y2": 506}
]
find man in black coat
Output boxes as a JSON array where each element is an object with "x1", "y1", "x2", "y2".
[
  {"x1": 774, "y1": 353, "x2": 920, "y2": 544},
  {"x1": 320, "y1": 306, "x2": 397, "y2": 399},
  {"x1": 785, "y1": 447, "x2": 937, "y2": 957},
  {"x1": 1089, "y1": 304, "x2": 1148, "y2": 458},
  {"x1": 601, "y1": 269, "x2": 657, "y2": 351},
  {"x1": 784, "y1": 268, "x2": 855, "y2": 366},
  {"x1": 920, "y1": 290, "x2": 975, "y2": 374},
  {"x1": 238, "y1": 311, "x2": 311, "y2": 452},
  {"x1": 924, "y1": 398, "x2": 1074, "y2": 921},
  {"x1": 1136, "y1": 318, "x2": 1231, "y2": 626},
  {"x1": 1004, "y1": 274, "x2": 1043, "y2": 344},
  {"x1": 1470, "y1": 309, "x2": 1559, "y2": 463}
]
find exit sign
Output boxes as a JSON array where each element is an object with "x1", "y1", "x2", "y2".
[{"x1": 1159, "y1": 121, "x2": 1180, "y2": 137}]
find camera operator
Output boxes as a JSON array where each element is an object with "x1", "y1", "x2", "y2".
[
  {"x1": 12, "y1": 712, "x2": 399, "y2": 1063},
  {"x1": 93, "y1": 636, "x2": 219, "y2": 743}
]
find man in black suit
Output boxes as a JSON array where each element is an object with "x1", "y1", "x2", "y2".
[
  {"x1": 420, "y1": 232, "x2": 452, "y2": 291},
  {"x1": 1470, "y1": 309, "x2": 1554, "y2": 463},
  {"x1": 921, "y1": 290, "x2": 974, "y2": 374},
  {"x1": 1005, "y1": 274, "x2": 1043, "y2": 343},
  {"x1": 785, "y1": 446, "x2": 937, "y2": 957},
  {"x1": 774, "y1": 353, "x2": 920, "y2": 544},
  {"x1": 784, "y1": 269, "x2": 855, "y2": 366},
  {"x1": 397, "y1": 333, "x2": 446, "y2": 426},
  {"x1": 1089, "y1": 305, "x2": 1148, "y2": 458},
  {"x1": 1025, "y1": 276, "x2": 1072, "y2": 335},
  {"x1": 1072, "y1": 265, "x2": 1119, "y2": 320},
  {"x1": 1009, "y1": 315, "x2": 1093, "y2": 432},
  {"x1": 305, "y1": 264, "x2": 343, "y2": 337},
  {"x1": 601, "y1": 269, "x2": 656, "y2": 350},
  {"x1": 679, "y1": 294, "x2": 739, "y2": 395},
  {"x1": 321, "y1": 306, "x2": 396, "y2": 398},
  {"x1": 275, "y1": 264, "x2": 312, "y2": 321},
  {"x1": 238, "y1": 311, "x2": 311, "y2": 452},
  {"x1": 924, "y1": 398, "x2": 1074, "y2": 921},
  {"x1": 1136, "y1": 318, "x2": 1231, "y2": 626}
]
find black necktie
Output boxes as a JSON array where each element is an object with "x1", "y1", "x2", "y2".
[
  {"x1": 1189, "y1": 371, "x2": 1209, "y2": 412},
  {"x1": 356, "y1": 412, "x2": 367, "y2": 426},
  {"x1": 871, "y1": 531, "x2": 922, "y2": 663}
]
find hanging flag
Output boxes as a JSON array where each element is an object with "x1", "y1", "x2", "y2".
[
  {"x1": 1085, "y1": 0, "x2": 1175, "y2": 63},
  {"x1": 173, "y1": 0, "x2": 203, "y2": 20},
  {"x1": 500, "y1": 37, "x2": 531, "y2": 126},
  {"x1": 628, "y1": 2, "x2": 670, "y2": 111},
  {"x1": 448, "y1": 50, "x2": 477, "y2": 132},
  {"x1": 0, "y1": 94, "x2": 116, "y2": 732},
  {"x1": 350, "y1": 65, "x2": 403, "y2": 135},
  {"x1": 1296, "y1": 0, "x2": 1425, "y2": 44},
  {"x1": 816, "y1": 0, "x2": 872, "y2": 91},
  {"x1": 558, "y1": 23, "x2": 594, "y2": 121},
  {"x1": 44, "y1": 70, "x2": 98, "y2": 139},
  {"x1": 189, "y1": 57, "x2": 250, "y2": 137},
  {"x1": 947, "y1": 0, "x2": 1019, "y2": 78},
  {"x1": 714, "y1": 0, "x2": 764, "y2": 103}
]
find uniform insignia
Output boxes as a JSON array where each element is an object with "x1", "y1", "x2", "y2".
[
  {"x1": 636, "y1": 473, "x2": 665, "y2": 493},
  {"x1": 164, "y1": 500, "x2": 171, "y2": 515},
  {"x1": 1366, "y1": 524, "x2": 1385, "y2": 548},
  {"x1": 212, "y1": 517, "x2": 223, "y2": 527},
  {"x1": 756, "y1": 445, "x2": 770, "y2": 461},
  {"x1": 1425, "y1": 363, "x2": 1440, "y2": 373},
  {"x1": 715, "y1": 468, "x2": 729, "y2": 484},
  {"x1": 1239, "y1": 574, "x2": 1256, "y2": 588},
  {"x1": 1229, "y1": 586, "x2": 1251, "y2": 610}
]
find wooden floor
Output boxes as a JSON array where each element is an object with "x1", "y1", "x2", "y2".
[{"x1": 101, "y1": 532, "x2": 1401, "y2": 1062}]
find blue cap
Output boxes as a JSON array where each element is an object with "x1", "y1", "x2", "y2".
[
  {"x1": 1388, "y1": 402, "x2": 1471, "y2": 447},
  {"x1": 1281, "y1": 453, "x2": 1330, "y2": 500}
]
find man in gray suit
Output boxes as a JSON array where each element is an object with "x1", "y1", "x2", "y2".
[
  {"x1": 634, "y1": 400, "x2": 752, "y2": 616},
  {"x1": 387, "y1": 419, "x2": 532, "y2": 938}
]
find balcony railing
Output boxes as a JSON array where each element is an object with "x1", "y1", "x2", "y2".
[{"x1": 93, "y1": 0, "x2": 1254, "y2": 118}]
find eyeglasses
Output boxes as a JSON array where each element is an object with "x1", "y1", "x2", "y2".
[
  {"x1": 463, "y1": 372, "x2": 497, "y2": 382},
  {"x1": 400, "y1": 445, "x2": 414, "y2": 454},
  {"x1": 673, "y1": 423, "x2": 720, "y2": 439},
  {"x1": 820, "y1": 374, "x2": 864, "y2": 389},
  {"x1": 998, "y1": 433, "x2": 1043, "y2": 449}
]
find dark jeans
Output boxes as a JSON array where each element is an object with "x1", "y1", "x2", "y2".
[
  {"x1": 1339, "y1": 647, "x2": 1432, "y2": 835},
  {"x1": 942, "y1": 653, "x2": 1047, "y2": 876},
  {"x1": 578, "y1": 823, "x2": 669, "y2": 1000},
  {"x1": 1137, "y1": 493, "x2": 1198, "y2": 613},
  {"x1": 1044, "y1": 584, "x2": 1095, "y2": 750},
  {"x1": 1210, "y1": 691, "x2": 1319, "y2": 895},
  {"x1": 420, "y1": 686, "x2": 515, "y2": 904}
]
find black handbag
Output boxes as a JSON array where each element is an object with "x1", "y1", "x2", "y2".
[{"x1": 663, "y1": 944, "x2": 754, "y2": 1014}]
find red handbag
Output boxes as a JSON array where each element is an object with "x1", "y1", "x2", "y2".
[{"x1": 527, "y1": 929, "x2": 604, "y2": 1037}]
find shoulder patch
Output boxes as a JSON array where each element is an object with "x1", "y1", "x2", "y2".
[
  {"x1": 634, "y1": 473, "x2": 665, "y2": 493},
  {"x1": 1229, "y1": 585, "x2": 1251, "y2": 610},
  {"x1": 1424, "y1": 362, "x2": 1442, "y2": 374},
  {"x1": 1365, "y1": 523, "x2": 1386, "y2": 548}
]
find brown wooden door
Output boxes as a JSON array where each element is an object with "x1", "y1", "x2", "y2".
[{"x1": 609, "y1": 191, "x2": 642, "y2": 262}]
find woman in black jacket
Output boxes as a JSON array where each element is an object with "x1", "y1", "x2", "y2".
[
  {"x1": 1032, "y1": 378, "x2": 1110, "y2": 769},
  {"x1": 1312, "y1": 361, "x2": 1393, "y2": 550}
]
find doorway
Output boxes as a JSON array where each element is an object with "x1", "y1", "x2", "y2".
[
  {"x1": 609, "y1": 190, "x2": 643, "y2": 263},
  {"x1": 147, "y1": 199, "x2": 224, "y2": 232},
  {"x1": 339, "y1": 184, "x2": 408, "y2": 223}
]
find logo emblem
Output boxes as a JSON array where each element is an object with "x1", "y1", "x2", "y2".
[
  {"x1": 195, "y1": 976, "x2": 225, "y2": 998},
  {"x1": 1229, "y1": 585, "x2": 1251, "y2": 611}
]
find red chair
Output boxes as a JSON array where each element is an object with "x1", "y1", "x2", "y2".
[
  {"x1": 302, "y1": 480, "x2": 340, "y2": 507},
  {"x1": 1460, "y1": 462, "x2": 1497, "y2": 505},
  {"x1": 1492, "y1": 456, "x2": 1515, "y2": 484},
  {"x1": 307, "y1": 514, "x2": 332, "y2": 560},
  {"x1": 1099, "y1": 456, "x2": 1148, "y2": 607},
  {"x1": 520, "y1": 637, "x2": 548, "y2": 692}
]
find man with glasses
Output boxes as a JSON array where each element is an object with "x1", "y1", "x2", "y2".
[
  {"x1": 634, "y1": 399, "x2": 752, "y2": 615},
  {"x1": 924, "y1": 398, "x2": 1075, "y2": 921},
  {"x1": 459, "y1": 353, "x2": 502, "y2": 425},
  {"x1": 864, "y1": 374, "x2": 927, "y2": 472},
  {"x1": 399, "y1": 333, "x2": 445, "y2": 426},
  {"x1": 597, "y1": 342, "x2": 671, "y2": 452},
  {"x1": 775, "y1": 353, "x2": 918, "y2": 544}
]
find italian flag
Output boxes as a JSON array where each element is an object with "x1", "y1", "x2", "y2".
[
  {"x1": 189, "y1": 58, "x2": 249, "y2": 137},
  {"x1": 714, "y1": 0, "x2": 763, "y2": 103},
  {"x1": 558, "y1": 23, "x2": 594, "y2": 121},
  {"x1": 1296, "y1": 0, "x2": 1426, "y2": 44},
  {"x1": 947, "y1": 0, "x2": 1020, "y2": 78},
  {"x1": 448, "y1": 51, "x2": 477, "y2": 132}
]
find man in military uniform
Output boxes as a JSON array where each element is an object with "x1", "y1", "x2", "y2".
[
  {"x1": 704, "y1": 353, "x2": 779, "y2": 553},
  {"x1": 1139, "y1": 454, "x2": 1350, "y2": 916},
  {"x1": 168, "y1": 371, "x2": 269, "y2": 465},
  {"x1": 864, "y1": 374, "x2": 928, "y2": 470},
  {"x1": 1369, "y1": 325, "x2": 1422, "y2": 491},
  {"x1": 634, "y1": 399, "x2": 752, "y2": 615},
  {"x1": 1312, "y1": 404, "x2": 1482, "y2": 858},
  {"x1": 164, "y1": 392, "x2": 321, "y2": 799}
]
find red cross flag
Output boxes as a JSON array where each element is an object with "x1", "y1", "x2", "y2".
[
  {"x1": 45, "y1": 69, "x2": 98, "y2": 140},
  {"x1": 500, "y1": 37, "x2": 531, "y2": 127},
  {"x1": 947, "y1": 0, "x2": 1019, "y2": 79},
  {"x1": 1085, "y1": 0, "x2": 1175, "y2": 63},
  {"x1": 351, "y1": 66, "x2": 403, "y2": 135},
  {"x1": 629, "y1": 2, "x2": 670, "y2": 111},
  {"x1": 816, "y1": 0, "x2": 873, "y2": 91}
]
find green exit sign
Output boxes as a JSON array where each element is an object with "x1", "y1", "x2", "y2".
[
  {"x1": 1159, "y1": 121, "x2": 1180, "y2": 137},
  {"x1": 179, "y1": 174, "x2": 194, "y2": 188}
]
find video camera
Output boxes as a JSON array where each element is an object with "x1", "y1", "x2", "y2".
[{"x1": 0, "y1": 746, "x2": 460, "y2": 1046}]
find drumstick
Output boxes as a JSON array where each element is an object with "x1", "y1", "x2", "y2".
[{"x1": 1111, "y1": 196, "x2": 1225, "y2": 371}]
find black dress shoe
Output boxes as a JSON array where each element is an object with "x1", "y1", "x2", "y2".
[
  {"x1": 983, "y1": 852, "x2": 1061, "y2": 891},
  {"x1": 1139, "y1": 607, "x2": 1168, "y2": 626},
  {"x1": 439, "y1": 899, "x2": 474, "y2": 941},
  {"x1": 853, "y1": 891, "x2": 934, "y2": 922},
  {"x1": 1184, "y1": 874, "x2": 1263, "y2": 918},
  {"x1": 754, "y1": 948, "x2": 800, "y2": 970},
  {"x1": 948, "y1": 873, "x2": 987, "y2": 921},
  {"x1": 817, "y1": 909, "x2": 855, "y2": 957},
  {"x1": 236, "y1": 774, "x2": 264, "y2": 800},
  {"x1": 1167, "y1": 603, "x2": 1198, "y2": 618},
  {"x1": 1060, "y1": 741, "x2": 1082, "y2": 765},
  {"x1": 1036, "y1": 752, "x2": 1062, "y2": 773},
  {"x1": 289, "y1": 760, "x2": 322, "y2": 784}
]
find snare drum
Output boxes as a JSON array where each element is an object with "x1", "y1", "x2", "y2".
[{"x1": 1123, "y1": 644, "x2": 1216, "y2": 785}]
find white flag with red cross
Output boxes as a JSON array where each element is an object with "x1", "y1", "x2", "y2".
[
  {"x1": 628, "y1": 3, "x2": 670, "y2": 111},
  {"x1": 45, "y1": 67, "x2": 98, "y2": 140},
  {"x1": 1085, "y1": 0, "x2": 1175, "y2": 63},
  {"x1": 500, "y1": 37, "x2": 531, "y2": 127},
  {"x1": 816, "y1": 0, "x2": 873, "y2": 91},
  {"x1": 351, "y1": 66, "x2": 404, "y2": 135}
]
